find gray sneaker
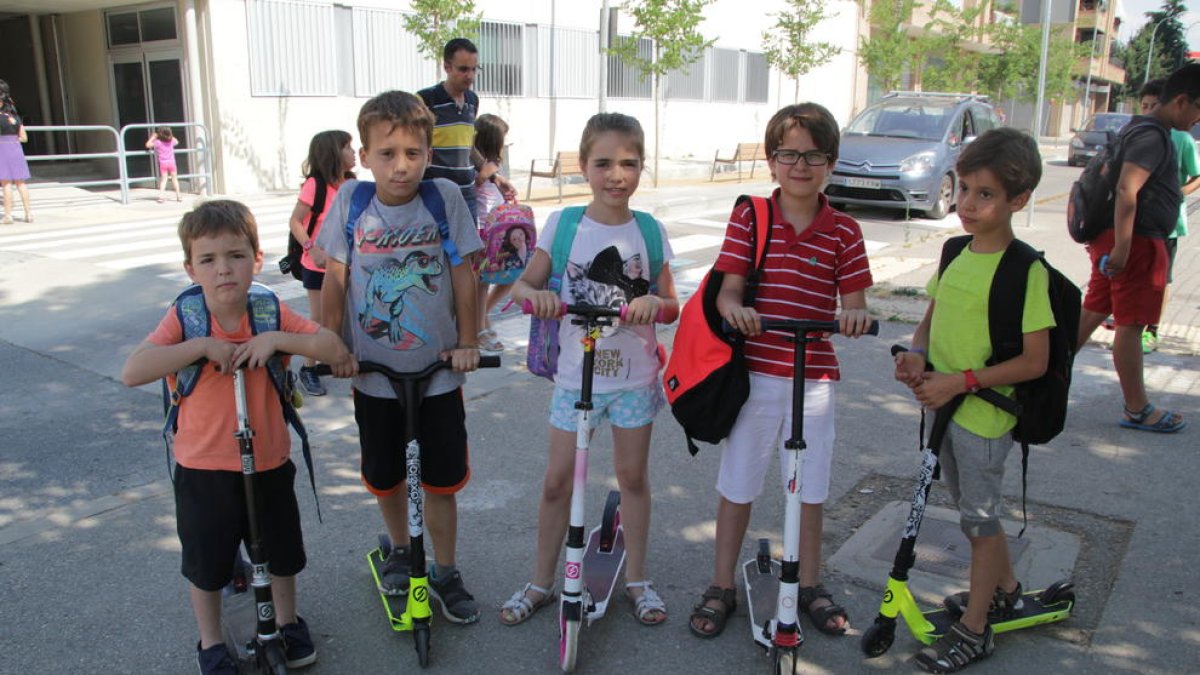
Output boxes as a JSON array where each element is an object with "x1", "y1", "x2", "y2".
[
  {"x1": 298, "y1": 366, "x2": 326, "y2": 397},
  {"x1": 378, "y1": 545, "x2": 411, "y2": 596},
  {"x1": 430, "y1": 570, "x2": 480, "y2": 624}
]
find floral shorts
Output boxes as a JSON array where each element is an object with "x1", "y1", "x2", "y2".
[{"x1": 549, "y1": 382, "x2": 664, "y2": 431}]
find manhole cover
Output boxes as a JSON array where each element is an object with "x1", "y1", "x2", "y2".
[{"x1": 869, "y1": 512, "x2": 1030, "y2": 580}]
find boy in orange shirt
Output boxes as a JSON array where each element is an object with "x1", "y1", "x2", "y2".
[{"x1": 122, "y1": 200, "x2": 352, "y2": 674}]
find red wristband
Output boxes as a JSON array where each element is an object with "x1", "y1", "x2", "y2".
[
  {"x1": 302, "y1": 239, "x2": 315, "y2": 251},
  {"x1": 964, "y1": 369, "x2": 982, "y2": 394}
]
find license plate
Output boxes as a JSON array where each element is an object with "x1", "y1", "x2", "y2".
[{"x1": 844, "y1": 177, "x2": 882, "y2": 189}]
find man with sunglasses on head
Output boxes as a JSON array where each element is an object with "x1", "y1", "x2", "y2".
[{"x1": 419, "y1": 38, "x2": 514, "y2": 225}]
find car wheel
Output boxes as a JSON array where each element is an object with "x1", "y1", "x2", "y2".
[{"x1": 924, "y1": 174, "x2": 953, "y2": 220}]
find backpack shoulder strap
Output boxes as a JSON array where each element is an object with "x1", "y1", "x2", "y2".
[
  {"x1": 732, "y1": 195, "x2": 773, "y2": 271},
  {"x1": 549, "y1": 206, "x2": 586, "y2": 290},
  {"x1": 172, "y1": 284, "x2": 211, "y2": 397},
  {"x1": 632, "y1": 210, "x2": 664, "y2": 293},
  {"x1": 937, "y1": 234, "x2": 972, "y2": 278},
  {"x1": 344, "y1": 180, "x2": 377, "y2": 249},
  {"x1": 306, "y1": 175, "x2": 328, "y2": 236},
  {"x1": 418, "y1": 179, "x2": 464, "y2": 266},
  {"x1": 988, "y1": 239, "x2": 1038, "y2": 366}
]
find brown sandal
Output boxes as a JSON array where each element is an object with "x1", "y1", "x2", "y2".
[
  {"x1": 798, "y1": 584, "x2": 849, "y2": 635},
  {"x1": 689, "y1": 585, "x2": 737, "y2": 639}
]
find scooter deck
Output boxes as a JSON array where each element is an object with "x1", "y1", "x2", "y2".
[
  {"x1": 742, "y1": 555, "x2": 782, "y2": 650},
  {"x1": 919, "y1": 589, "x2": 1075, "y2": 643},
  {"x1": 367, "y1": 547, "x2": 412, "y2": 631},
  {"x1": 582, "y1": 524, "x2": 626, "y2": 622}
]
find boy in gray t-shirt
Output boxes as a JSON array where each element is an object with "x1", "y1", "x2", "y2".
[{"x1": 318, "y1": 91, "x2": 485, "y2": 623}]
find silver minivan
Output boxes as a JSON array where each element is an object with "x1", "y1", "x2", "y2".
[{"x1": 824, "y1": 92, "x2": 1000, "y2": 219}]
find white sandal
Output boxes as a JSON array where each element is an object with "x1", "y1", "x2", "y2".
[
  {"x1": 498, "y1": 582, "x2": 556, "y2": 626},
  {"x1": 626, "y1": 580, "x2": 667, "y2": 625}
]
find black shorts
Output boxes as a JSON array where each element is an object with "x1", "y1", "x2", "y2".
[
  {"x1": 353, "y1": 387, "x2": 470, "y2": 495},
  {"x1": 175, "y1": 461, "x2": 306, "y2": 592},
  {"x1": 301, "y1": 267, "x2": 325, "y2": 291},
  {"x1": 1165, "y1": 237, "x2": 1177, "y2": 284}
]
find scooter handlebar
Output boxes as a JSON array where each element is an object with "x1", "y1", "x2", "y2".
[
  {"x1": 723, "y1": 318, "x2": 880, "y2": 337},
  {"x1": 521, "y1": 299, "x2": 667, "y2": 323},
  {"x1": 313, "y1": 355, "x2": 500, "y2": 380}
]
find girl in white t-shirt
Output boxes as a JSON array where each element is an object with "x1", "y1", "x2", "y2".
[{"x1": 503, "y1": 113, "x2": 679, "y2": 627}]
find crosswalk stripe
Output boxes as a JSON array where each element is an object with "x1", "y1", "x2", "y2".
[
  {"x1": 101, "y1": 235, "x2": 290, "y2": 270},
  {"x1": 0, "y1": 205, "x2": 294, "y2": 246}
]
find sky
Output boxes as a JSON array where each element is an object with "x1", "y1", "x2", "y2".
[{"x1": 1116, "y1": 0, "x2": 1200, "y2": 47}]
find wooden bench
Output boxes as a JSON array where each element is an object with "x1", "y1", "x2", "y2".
[
  {"x1": 711, "y1": 142, "x2": 764, "y2": 181},
  {"x1": 526, "y1": 151, "x2": 584, "y2": 202}
]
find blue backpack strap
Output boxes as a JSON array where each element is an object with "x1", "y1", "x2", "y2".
[
  {"x1": 344, "y1": 180, "x2": 378, "y2": 254},
  {"x1": 549, "y1": 206, "x2": 586, "y2": 292},
  {"x1": 418, "y1": 179, "x2": 463, "y2": 266},
  {"x1": 161, "y1": 284, "x2": 210, "y2": 479},
  {"x1": 632, "y1": 210, "x2": 664, "y2": 293}
]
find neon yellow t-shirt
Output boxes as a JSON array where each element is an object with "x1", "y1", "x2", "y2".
[{"x1": 926, "y1": 244, "x2": 1056, "y2": 439}]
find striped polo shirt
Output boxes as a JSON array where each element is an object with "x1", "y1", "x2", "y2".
[
  {"x1": 713, "y1": 190, "x2": 873, "y2": 381},
  {"x1": 418, "y1": 84, "x2": 478, "y2": 207}
]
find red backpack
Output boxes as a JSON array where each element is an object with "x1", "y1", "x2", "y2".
[{"x1": 662, "y1": 195, "x2": 772, "y2": 455}]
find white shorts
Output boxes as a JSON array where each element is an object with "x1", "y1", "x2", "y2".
[{"x1": 717, "y1": 373, "x2": 836, "y2": 505}]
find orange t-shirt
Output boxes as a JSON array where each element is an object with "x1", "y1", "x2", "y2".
[{"x1": 148, "y1": 301, "x2": 319, "y2": 472}]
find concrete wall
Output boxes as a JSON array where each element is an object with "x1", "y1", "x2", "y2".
[{"x1": 62, "y1": 10, "x2": 115, "y2": 154}]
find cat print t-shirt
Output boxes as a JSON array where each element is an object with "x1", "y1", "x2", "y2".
[
  {"x1": 538, "y1": 211, "x2": 674, "y2": 393},
  {"x1": 317, "y1": 178, "x2": 483, "y2": 399}
]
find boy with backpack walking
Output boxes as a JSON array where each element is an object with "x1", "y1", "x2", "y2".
[
  {"x1": 894, "y1": 128, "x2": 1057, "y2": 672},
  {"x1": 316, "y1": 91, "x2": 487, "y2": 623},
  {"x1": 1075, "y1": 63, "x2": 1200, "y2": 433},
  {"x1": 688, "y1": 103, "x2": 874, "y2": 640},
  {"x1": 121, "y1": 200, "x2": 353, "y2": 674}
]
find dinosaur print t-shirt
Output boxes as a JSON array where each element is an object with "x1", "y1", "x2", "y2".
[
  {"x1": 317, "y1": 178, "x2": 482, "y2": 398},
  {"x1": 539, "y1": 210, "x2": 674, "y2": 394}
]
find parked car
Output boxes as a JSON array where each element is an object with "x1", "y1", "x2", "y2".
[
  {"x1": 824, "y1": 92, "x2": 999, "y2": 219},
  {"x1": 1067, "y1": 113, "x2": 1132, "y2": 167}
]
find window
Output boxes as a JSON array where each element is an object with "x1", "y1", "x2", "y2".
[
  {"x1": 351, "y1": 7, "x2": 432, "y2": 96},
  {"x1": 477, "y1": 21, "x2": 524, "y2": 97},
  {"x1": 106, "y1": 7, "x2": 177, "y2": 47},
  {"x1": 711, "y1": 48, "x2": 740, "y2": 102},
  {"x1": 744, "y1": 51, "x2": 769, "y2": 103},
  {"x1": 665, "y1": 49, "x2": 706, "y2": 101},
  {"x1": 246, "y1": 0, "x2": 337, "y2": 96},
  {"x1": 607, "y1": 36, "x2": 652, "y2": 99},
  {"x1": 533, "y1": 25, "x2": 599, "y2": 99}
]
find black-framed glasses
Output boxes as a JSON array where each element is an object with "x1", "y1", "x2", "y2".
[{"x1": 772, "y1": 149, "x2": 831, "y2": 166}]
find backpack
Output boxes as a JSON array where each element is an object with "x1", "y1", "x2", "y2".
[
  {"x1": 160, "y1": 282, "x2": 321, "y2": 518},
  {"x1": 936, "y1": 235, "x2": 1082, "y2": 533},
  {"x1": 279, "y1": 175, "x2": 329, "y2": 279},
  {"x1": 526, "y1": 206, "x2": 664, "y2": 380},
  {"x1": 1066, "y1": 121, "x2": 1170, "y2": 243},
  {"x1": 342, "y1": 180, "x2": 463, "y2": 267},
  {"x1": 479, "y1": 199, "x2": 538, "y2": 286},
  {"x1": 662, "y1": 195, "x2": 772, "y2": 456}
]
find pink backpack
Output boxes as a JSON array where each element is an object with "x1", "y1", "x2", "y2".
[{"x1": 479, "y1": 199, "x2": 537, "y2": 285}]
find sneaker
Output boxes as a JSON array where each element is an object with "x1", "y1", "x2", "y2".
[
  {"x1": 1102, "y1": 316, "x2": 1115, "y2": 330},
  {"x1": 1142, "y1": 330, "x2": 1158, "y2": 354},
  {"x1": 196, "y1": 642, "x2": 238, "y2": 675},
  {"x1": 298, "y1": 366, "x2": 326, "y2": 397},
  {"x1": 914, "y1": 622, "x2": 995, "y2": 673},
  {"x1": 280, "y1": 616, "x2": 318, "y2": 668},
  {"x1": 944, "y1": 582, "x2": 1024, "y2": 619},
  {"x1": 430, "y1": 569, "x2": 480, "y2": 624},
  {"x1": 477, "y1": 329, "x2": 503, "y2": 354},
  {"x1": 378, "y1": 545, "x2": 411, "y2": 595}
]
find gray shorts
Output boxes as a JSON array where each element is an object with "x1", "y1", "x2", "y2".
[{"x1": 939, "y1": 421, "x2": 1013, "y2": 538}]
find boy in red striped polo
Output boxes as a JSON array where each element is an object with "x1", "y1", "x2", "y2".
[{"x1": 689, "y1": 103, "x2": 874, "y2": 640}]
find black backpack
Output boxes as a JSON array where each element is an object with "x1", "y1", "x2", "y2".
[
  {"x1": 1066, "y1": 121, "x2": 1169, "y2": 243},
  {"x1": 279, "y1": 175, "x2": 329, "y2": 280},
  {"x1": 937, "y1": 236, "x2": 1082, "y2": 532}
]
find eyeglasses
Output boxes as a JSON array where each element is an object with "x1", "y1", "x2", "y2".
[
  {"x1": 772, "y1": 149, "x2": 831, "y2": 167},
  {"x1": 450, "y1": 65, "x2": 480, "y2": 74}
]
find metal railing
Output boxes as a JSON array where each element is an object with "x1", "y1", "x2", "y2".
[{"x1": 21, "y1": 122, "x2": 213, "y2": 205}]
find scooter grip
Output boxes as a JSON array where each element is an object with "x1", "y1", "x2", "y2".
[
  {"x1": 521, "y1": 299, "x2": 569, "y2": 317},
  {"x1": 479, "y1": 355, "x2": 501, "y2": 368},
  {"x1": 617, "y1": 304, "x2": 665, "y2": 323}
]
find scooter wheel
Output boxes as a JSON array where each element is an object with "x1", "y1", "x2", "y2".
[
  {"x1": 559, "y1": 616, "x2": 580, "y2": 672},
  {"x1": 262, "y1": 639, "x2": 288, "y2": 675},
  {"x1": 414, "y1": 623, "x2": 431, "y2": 668},
  {"x1": 861, "y1": 619, "x2": 896, "y2": 658},
  {"x1": 1039, "y1": 580, "x2": 1076, "y2": 606},
  {"x1": 771, "y1": 646, "x2": 798, "y2": 675},
  {"x1": 378, "y1": 533, "x2": 393, "y2": 557},
  {"x1": 599, "y1": 490, "x2": 621, "y2": 552}
]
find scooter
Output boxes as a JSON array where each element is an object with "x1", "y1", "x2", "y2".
[
  {"x1": 524, "y1": 301, "x2": 665, "y2": 672},
  {"x1": 859, "y1": 345, "x2": 1075, "y2": 659},
  {"x1": 217, "y1": 368, "x2": 291, "y2": 675},
  {"x1": 737, "y1": 318, "x2": 879, "y2": 675},
  {"x1": 317, "y1": 356, "x2": 499, "y2": 667}
]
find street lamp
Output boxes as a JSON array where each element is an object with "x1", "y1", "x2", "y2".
[{"x1": 1144, "y1": 15, "x2": 1171, "y2": 83}]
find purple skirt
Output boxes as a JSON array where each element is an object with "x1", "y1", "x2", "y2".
[{"x1": 0, "y1": 136, "x2": 30, "y2": 181}]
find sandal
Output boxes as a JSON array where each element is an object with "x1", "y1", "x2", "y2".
[
  {"x1": 498, "y1": 583, "x2": 556, "y2": 626},
  {"x1": 625, "y1": 580, "x2": 667, "y2": 625},
  {"x1": 914, "y1": 621, "x2": 994, "y2": 673},
  {"x1": 798, "y1": 584, "x2": 849, "y2": 636},
  {"x1": 1120, "y1": 403, "x2": 1185, "y2": 433},
  {"x1": 1, "y1": 215, "x2": 12, "y2": 225},
  {"x1": 477, "y1": 328, "x2": 503, "y2": 353},
  {"x1": 689, "y1": 585, "x2": 736, "y2": 639}
]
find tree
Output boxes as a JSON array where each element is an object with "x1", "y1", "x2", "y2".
[
  {"x1": 402, "y1": 0, "x2": 482, "y2": 79},
  {"x1": 978, "y1": 22, "x2": 1084, "y2": 105},
  {"x1": 920, "y1": 0, "x2": 987, "y2": 93},
  {"x1": 857, "y1": 0, "x2": 922, "y2": 93},
  {"x1": 761, "y1": 0, "x2": 842, "y2": 102},
  {"x1": 1123, "y1": 0, "x2": 1187, "y2": 92},
  {"x1": 610, "y1": 0, "x2": 714, "y2": 186}
]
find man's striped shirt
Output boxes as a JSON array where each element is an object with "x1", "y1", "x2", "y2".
[
  {"x1": 713, "y1": 191, "x2": 873, "y2": 381},
  {"x1": 418, "y1": 84, "x2": 478, "y2": 209}
]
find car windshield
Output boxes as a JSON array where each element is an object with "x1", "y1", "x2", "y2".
[
  {"x1": 1084, "y1": 114, "x2": 1131, "y2": 132},
  {"x1": 844, "y1": 101, "x2": 955, "y2": 141}
]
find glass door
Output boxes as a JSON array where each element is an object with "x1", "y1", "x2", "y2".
[
  {"x1": 111, "y1": 54, "x2": 152, "y2": 179},
  {"x1": 110, "y1": 51, "x2": 187, "y2": 183},
  {"x1": 146, "y1": 53, "x2": 189, "y2": 181}
]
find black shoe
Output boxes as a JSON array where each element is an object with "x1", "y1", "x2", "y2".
[
  {"x1": 280, "y1": 616, "x2": 318, "y2": 668},
  {"x1": 196, "y1": 642, "x2": 238, "y2": 675},
  {"x1": 378, "y1": 545, "x2": 411, "y2": 595},
  {"x1": 430, "y1": 569, "x2": 480, "y2": 624},
  {"x1": 298, "y1": 366, "x2": 326, "y2": 396},
  {"x1": 914, "y1": 622, "x2": 995, "y2": 673}
]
